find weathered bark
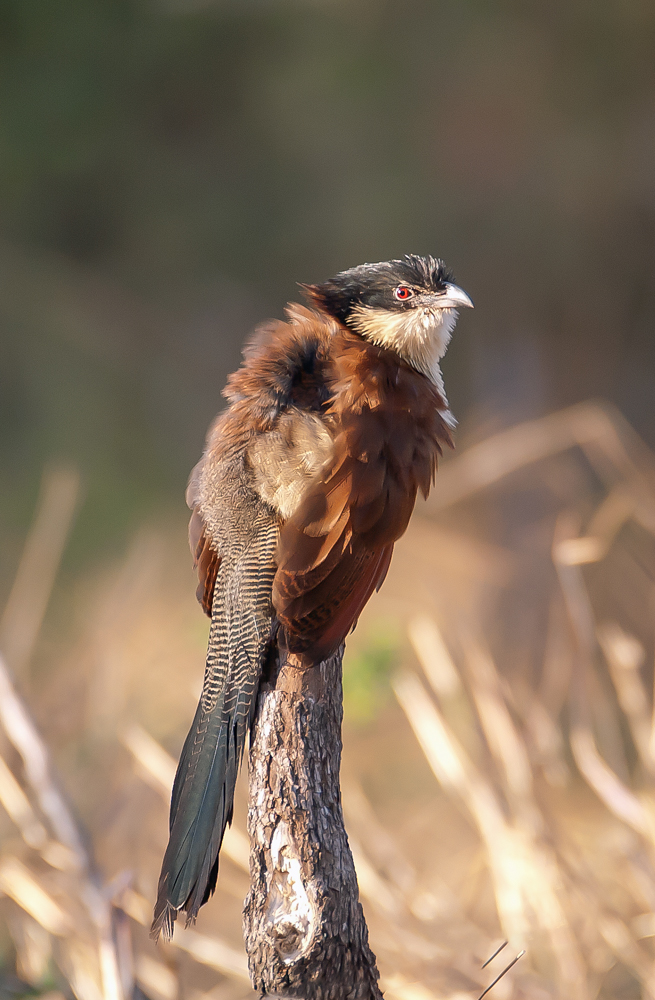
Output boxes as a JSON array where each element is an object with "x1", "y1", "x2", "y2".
[{"x1": 243, "y1": 646, "x2": 383, "y2": 1000}]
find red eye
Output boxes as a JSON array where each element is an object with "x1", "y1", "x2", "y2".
[{"x1": 394, "y1": 285, "x2": 412, "y2": 300}]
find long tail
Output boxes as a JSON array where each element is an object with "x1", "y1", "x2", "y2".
[{"x1": 151, "y1": 515, "x2": 277, "y2": 939}]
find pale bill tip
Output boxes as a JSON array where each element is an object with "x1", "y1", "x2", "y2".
[{"x1": 442, "y1": 283, "x2": 474, "y2": 310}]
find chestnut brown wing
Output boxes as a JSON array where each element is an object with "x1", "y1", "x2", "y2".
[
  {"x1": 273, "y1": 336, "x2": 452, "y2": 661},
  {"x1": 273, "y1": 408, "x2": 421, "y2": 661},
  {"x1": 188, "y1": 506, "x2": 221, "y2": 617},
  {"x1": 187, "y1": 460, "x2": 222, "y2": 618}
]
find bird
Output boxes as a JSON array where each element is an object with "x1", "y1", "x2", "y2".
[{"x1": 151, "y1": 254, "x2": 473, "y2": 939}]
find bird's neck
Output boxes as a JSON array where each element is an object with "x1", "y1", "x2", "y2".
[{"x1": 346, "y1": 305, "x2": 456, "y2": 428}]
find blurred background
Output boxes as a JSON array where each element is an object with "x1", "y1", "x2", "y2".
[{"x1": 1, "y1": 2, "x2": 655, "y2": 999}]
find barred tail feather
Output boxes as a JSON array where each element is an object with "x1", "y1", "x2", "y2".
[{"x1": 151, "y1": 515, "x2": 277, "y2": 939}]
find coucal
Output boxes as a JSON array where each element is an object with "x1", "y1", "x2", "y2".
[{"x1": 151, "y1": 254, "x2": 473, "y2": 938}]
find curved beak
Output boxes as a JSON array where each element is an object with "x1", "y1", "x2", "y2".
[{"x1": 438, "y1": 283, "x2": 474, "y2": 310}]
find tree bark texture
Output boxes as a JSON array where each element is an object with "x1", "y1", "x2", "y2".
[{"x1": 243, "y1": 647, "x2": 383, "y2": 1000}]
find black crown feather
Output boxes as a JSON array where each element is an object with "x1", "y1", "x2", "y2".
[{"x1": 302, "y1": 254, "x2": 454, "y2": 325}]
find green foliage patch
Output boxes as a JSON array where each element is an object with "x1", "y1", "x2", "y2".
[{"x1": 342, "y1": 623, "x2": 401, "y2": 725}]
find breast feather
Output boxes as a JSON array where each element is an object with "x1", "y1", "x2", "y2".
[{"x1": 248, "y1": 410, "x2": 334, "y2": 520}]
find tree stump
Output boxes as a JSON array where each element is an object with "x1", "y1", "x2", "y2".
[{"x1": 243, "y1": 647, "x2": 382, "y2": 1000}]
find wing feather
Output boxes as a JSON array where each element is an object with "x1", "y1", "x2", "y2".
[
  {"x1": 189, "y1": 508, "x2": 221, "y2": 616},
  {"x1": 273, "y1": 336, "x2": 452, "y2": 661}
]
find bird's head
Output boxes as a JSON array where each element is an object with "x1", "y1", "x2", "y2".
[{"x1": 301, "y1": 254, "x2": 473, "y2": 396}]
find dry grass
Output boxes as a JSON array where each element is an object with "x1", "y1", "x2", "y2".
[{"x1": 0, "y1": 401, "x2": 654, "y2": 1000}]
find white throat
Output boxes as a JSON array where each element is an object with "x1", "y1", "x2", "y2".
[{"x1": 349, "y1": 304, "x2": 458, "y2": 427}]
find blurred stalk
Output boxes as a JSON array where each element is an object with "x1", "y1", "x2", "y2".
[
  {"x1": 402, "y1": 614, "x2": 597, "y2": 996},
  {"x1": 0, "y1": 651, "x2": 127, "y2": 1000},
  {"x1": 0, "y1": 463, "x2": 132, "y2": 1000},
  {"x1": 597, "y1": 622, "x2": 653, "y2": 775},
  {"x1": 0, "y1": 467, "x2": 81, "y2": 677},
  {"x1": 0, "y1": 653, "x2": 87, "y2": 863},
  {"x1": 554, "y1": 514, "x2": 652, "y2": 837},
  {"x1": 428, "y1": 402, "x2": 655, "y2": 522}
]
